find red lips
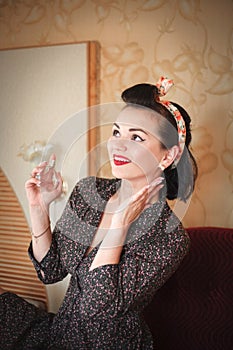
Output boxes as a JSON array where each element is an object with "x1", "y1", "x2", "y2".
[{"x1": 113, "y1": 154, "x2": 131, "y2": 166}]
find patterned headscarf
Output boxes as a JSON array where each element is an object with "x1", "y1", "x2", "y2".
[{"x1": 155, "y1": 76, "x2": 186, "y2": 165}]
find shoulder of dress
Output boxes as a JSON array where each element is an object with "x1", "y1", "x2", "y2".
[
  {"x1": 128, "y1": 201, "x2": 189, "y2": 247},
  {"x1": 70, "y1": 176, "x2": 120, "y2": 203},
  {"x1": 73, "y1": 176, "x2": 119, "y2": 189}
]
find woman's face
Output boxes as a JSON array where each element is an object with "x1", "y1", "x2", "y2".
[{"x1": 107, "y1": 106, "x2": 167, "y2": 183}]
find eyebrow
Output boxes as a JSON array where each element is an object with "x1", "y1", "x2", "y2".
[{"x1": 113, "y1": 123, "x2": 148, "y2": 135}]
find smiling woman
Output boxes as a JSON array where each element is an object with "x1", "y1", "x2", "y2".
[
  {"x1": 0, "y1": 77, "x2": 197, "y2": 350},
  {"x1": 107, "y1": 107, "x2": 171, "y2": 185}
]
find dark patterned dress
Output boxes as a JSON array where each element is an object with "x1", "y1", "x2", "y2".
[{"x1": 0, "y1": 177, "x2": 190, "y2": 349}]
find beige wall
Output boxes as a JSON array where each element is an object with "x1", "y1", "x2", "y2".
[{"x1": 0, "y1": 0, "x2": 232, "y2": 228}]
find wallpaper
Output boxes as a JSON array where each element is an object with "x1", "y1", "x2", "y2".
[{"x1": 0, "y1": 0, "x2": 232, "y2": 228}]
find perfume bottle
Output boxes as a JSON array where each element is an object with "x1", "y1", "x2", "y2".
[{"x1": 36, "y1": 157, "x2": 59, "y2": 192}]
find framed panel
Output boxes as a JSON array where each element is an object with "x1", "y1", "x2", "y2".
[{"x1": 0, "y1": 42, "x2": 100, "y2": 221}]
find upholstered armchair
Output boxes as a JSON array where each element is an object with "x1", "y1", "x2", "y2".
[{"x1": 144, "y1": 226, "x2": 233, "y2": 350}]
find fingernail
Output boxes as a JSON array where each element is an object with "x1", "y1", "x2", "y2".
[
  {"x1": 39, "y1": 161, "x2": 47, "y2": 166},
  {"x1": 157, "y1": 179, "x2": 164, "y2": 184},
  {"x1": 151, "y1": 178, "x2": 164, "y2": 186},
  {"x1": 156, "y1": 176, "x2": 164, "y2": 182},
  {"x1": 49, "y1": 159, "x2": 56, "y2": 168},
  {"x1": 35, "y1": 173, "x2": 41, "y2": 180}
]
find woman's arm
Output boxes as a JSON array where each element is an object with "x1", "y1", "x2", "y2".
[
  {"x1": 25, "y1": 156, "x2": 63, "y2": 262},
  {"x1": 79, "y1": 223, "x2": 190, "y2": 319},
  {"x1": 29, "y1": 204, "x2": 52, "y2": 263},
  {"x1": 90, "y1": 179, "x2": 164, "y2": 270},
  {"x1": 27, "y1": 178, "x2": 93, "y2": 284},
  {"x1": 89, "y1": 223, "x2": 129, "y2": 271}
]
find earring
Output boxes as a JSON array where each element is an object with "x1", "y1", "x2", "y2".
[
  {"x1": 171, "y1": 162, "x2": 176, "y2": 169},
  {"x1": 158, "y1": 163, "x2": 165, "y2": 171}
]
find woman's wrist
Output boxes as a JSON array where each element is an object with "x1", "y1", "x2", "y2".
[
  {"x1": 29, "y1": 201, "x2": 49, "y2": 214},
  {"x1": 29, "y1": 204, "x2": 50, "y2": 234},
  {"x1": 110, "y1": 209, "x2": 129, "y2": 227},
  {"x1": 31, "y1": 223, "x2": 51, "y2": 239},
  {"x1": 101, "y1": 224, "x2": 128, "y2": 249},
  {"x1": 29, "y1": 202, "x2": 49, "y2": 218}
]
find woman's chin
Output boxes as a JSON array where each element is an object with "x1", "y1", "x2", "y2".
[
  {"x1": 111, "y1": 165, "x2": 144, "y2": 181},
  {"x1": 111, "y1": 166, "x2": 131, "y2": 179}
]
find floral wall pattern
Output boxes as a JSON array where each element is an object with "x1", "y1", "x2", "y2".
[{"x1": 0, "y1": 0, "x2": 232, "y2": 228}]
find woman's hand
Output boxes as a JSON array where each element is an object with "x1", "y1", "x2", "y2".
[
  {"x1": 25, "y1": 155, "x2": 63, "y2": 211},
  {"x1": 114, "y1": 177, "x2": 164, "y2": 227}
]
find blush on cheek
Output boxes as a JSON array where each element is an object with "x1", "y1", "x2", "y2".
[{"x1": 132, "y1": 147, "x2": 160, "y2": 169}]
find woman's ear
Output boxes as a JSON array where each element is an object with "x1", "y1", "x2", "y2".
[{"x1": 159, "y1": 145, "x2": 180, "y2": 170}]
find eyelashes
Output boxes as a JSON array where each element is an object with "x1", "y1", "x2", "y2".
[
  {"x1": 131, "y1": 134, "x2": 145, "y2": 142},
  {"x1": 112, "y1": 129, "x2": 145, "y2": 142},
  {"x1": 112, "y1": 129, "x2": 120, "y2": 137}
]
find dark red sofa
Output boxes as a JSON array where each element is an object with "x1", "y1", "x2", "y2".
[{"x1": 143, "y1": 227, "x2": 233, "y2": 350}]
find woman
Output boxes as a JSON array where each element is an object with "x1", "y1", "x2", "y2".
[{"x1": 0, "y1": 77, "x2": 197, "y2": 349}]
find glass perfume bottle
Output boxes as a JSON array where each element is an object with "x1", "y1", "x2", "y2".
[{"x1": 36, "y1": 157, "x2": 59, "y2": 192}]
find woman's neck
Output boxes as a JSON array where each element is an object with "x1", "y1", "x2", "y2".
[
  {"x1": 115, "y1": 170, "x2": 164, "y2": 206},
  {"x1": 120, "y1": 178, "x2": 145, "y2": 196},
  {"x1": 114, "y1": 178, "x2": 149, "y2": 206}
]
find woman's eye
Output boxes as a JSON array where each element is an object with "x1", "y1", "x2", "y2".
[
  {"x1": 113, "y1": 129, "x2": 120, "y2": 137},
  {"x1": 132, "y1": 134, "x2": 145, "y2": 142}
]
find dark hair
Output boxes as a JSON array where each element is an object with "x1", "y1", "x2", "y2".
[{"x1": 121, "y1": 83, "x2": 198, "y2": 202}]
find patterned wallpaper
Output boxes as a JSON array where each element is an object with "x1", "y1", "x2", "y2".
[{"x1": 0, "y1": 0, "x2": 232, "y2": 228}]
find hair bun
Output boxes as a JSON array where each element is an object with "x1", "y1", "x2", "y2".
[{"x1": 121, "y1": 83, "x2": 158, "y2": 107}]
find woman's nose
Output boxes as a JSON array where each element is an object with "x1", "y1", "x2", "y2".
[
  {"x1": 113, "y1": 139, "x2": 128, "y2": 151},
  {"x1": 108, "y1": 138, "x2": 127, "y2": 152}
]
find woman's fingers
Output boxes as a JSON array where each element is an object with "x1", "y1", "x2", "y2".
[
  {"x1": 114, "y1": 177, "x2": 165, "y2": 226},
  {"x1": 128, "y1": 178, "x2": 164, "y2": 217},
  {"x1": 147, "y1": 177, "x2": 164, "y2": 191},
  {"x1": 30, "y1": 161, "x2": 48, "y2": 178},
  {"x1": 117, "y1": 184, "x2": 164, "y2": 226},
  {"x1": 25, "y1": 175, "x2": 42, "y2": 188},
  {"x1": 25, "y1": 154, "x2": 62, "y2": 203},
  {"x1": 30, "y1": 154, "x2": 56, "y2": 178},
  {"x1": 131, "y1": 177, "x2": 164, "y2": 202},
  {"x1": 146, "y1": 184, "x2": 164, "y2": 205},
  {"x1": 54, "y1": 172, "x2": 63, "y2": 192}
]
